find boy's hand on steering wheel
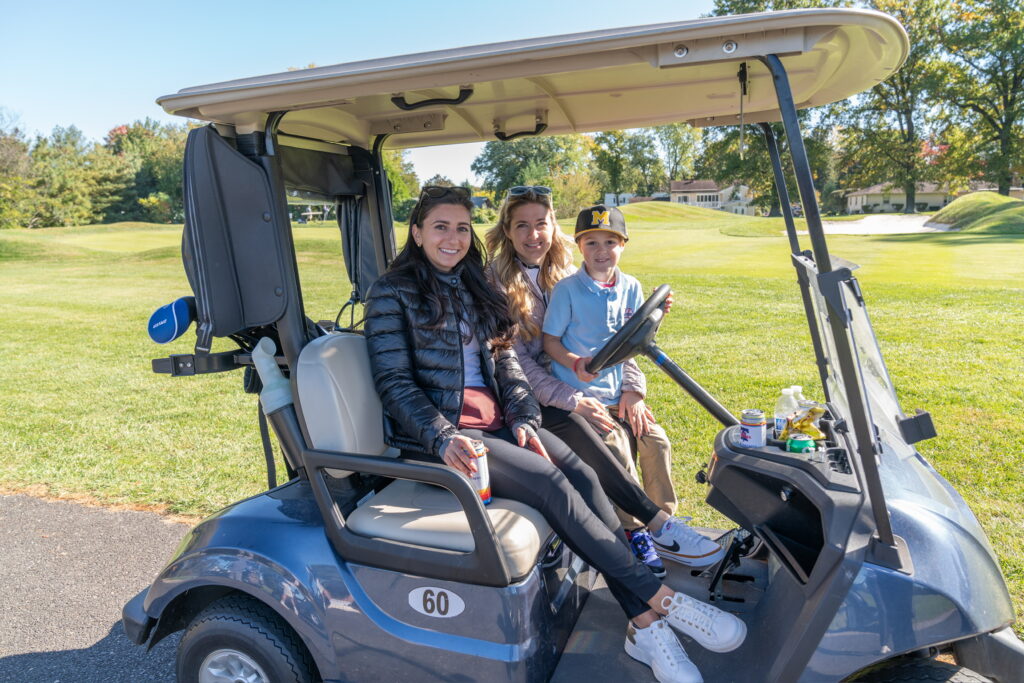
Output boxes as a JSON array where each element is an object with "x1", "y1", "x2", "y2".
[
  {"x1": 572, "y1": 355, "x2": 599, "y2": 383},
  {"x1": 573, "y1": 397, "x2": 616, "y2": 435},
  {"x1": 441, "y1": 435, "x2": 480, "y2": 476},
  {"x1": 619, "y1": 391, "x2": 654, "y2": 437},
  {"x1": 515, "y1": 424, "x2": 552, "y2": 462}
]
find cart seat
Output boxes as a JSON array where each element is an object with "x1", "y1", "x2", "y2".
[{"x1": 296, "y1": 333, "x2": 552, "y2": 579}]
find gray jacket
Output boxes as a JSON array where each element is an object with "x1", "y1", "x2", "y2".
[{"x1": 502, "y1": 262, "x2": 646, "y2": 412}]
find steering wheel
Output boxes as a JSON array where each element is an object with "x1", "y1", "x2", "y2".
[{"x1": 586, "y1": 284, "x2": 671, "y2": 374}]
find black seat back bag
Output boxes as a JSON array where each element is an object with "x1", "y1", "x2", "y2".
[{"x1": 181, "y1": 126, "x2": 287, "y2": 352}]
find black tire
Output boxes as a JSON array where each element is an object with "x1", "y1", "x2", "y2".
[
  {"x1": 176, "y1": 595, "x2": 316, "y2": 683},
  {"x1": 849, "y1": 657, "x2": 991, "y2": 682}
]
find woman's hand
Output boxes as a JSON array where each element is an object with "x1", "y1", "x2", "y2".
[
  {"x1": 441, "y1": 435, "x2": 481, "y2": 476},
  {"x1": 572, "y1": 356, "x2": 599, "y2": 383},
  {"x1": 619, "y1": 391, "x2": 655, "y2": 437},
  {"x1": 573, "y1": 397, "x2": 617, "y2": 435},
  {"x1": 515, "y1": 424, "x2": 552, "y2": 462}
]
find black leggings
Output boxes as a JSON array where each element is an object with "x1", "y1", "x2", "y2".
[
  {"x1": 407, "y1": 427, "x2": 662, "y2": 619},
  {"x1": 540, "y1": 405, "x2": 662, "y2": 528}
]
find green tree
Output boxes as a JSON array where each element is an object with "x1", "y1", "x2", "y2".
[
  {"x1": 29, "y1": 126, "x2": 129, "y2": 227},
  {"x1": 593, "y1": 131, "x2": 640, "y2": 197},
  {"x1": 103, "y1": 119, "x2": 187, "y2": 222},
  {"x1": 382, "y1": 149, "x2": 419, "y2": 203},
  {"x1": 471, "y1": 134, "x2": 593, "y2": 199},
  {"x1": 939, "y1": 0, "x2": 1024, "y2": 195},
  {"x1": 0, "y1": 112, "x2": 38, "y2": 229},
  {"x1": 654, "y1": 124, "x2": 701, "y2": 182},
  {"x1": 839, "y1": 0, "x2": 948, "y2": 213},
  {"x1": 623, "y1": 130, "x2": 666, "y2": 196}
]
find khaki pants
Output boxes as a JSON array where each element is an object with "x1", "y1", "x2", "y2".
[{"x1": 603, "y1": 406, "x2": 677, "y2": 529}]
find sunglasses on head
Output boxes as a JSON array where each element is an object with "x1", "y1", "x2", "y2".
[
  {"x1": 420, "y1": 185, "x2": 471, "y2": 200},
  {"x1": 410, "y1": 186, "x2": 473, "y2": 225},
  {"x1": 506, "y1": 185, "x2": 552, "y2": 199}
]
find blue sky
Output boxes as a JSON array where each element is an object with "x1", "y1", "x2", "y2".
[{"x1": 1, "y1": 0, "x2": 714, "y2": 181}]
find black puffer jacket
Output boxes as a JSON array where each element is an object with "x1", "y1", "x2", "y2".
[{"x1": 364, "y1": 265, "x2": 541, "y2": 457}]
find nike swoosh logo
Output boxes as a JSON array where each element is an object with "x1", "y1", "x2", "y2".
[{"x1": 654, "y1": 540, "x2": 680, "y2": 552}]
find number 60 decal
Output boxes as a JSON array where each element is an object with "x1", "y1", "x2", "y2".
[{"x1": 408, "y1": 587, "x2": 465, "y2": 618}]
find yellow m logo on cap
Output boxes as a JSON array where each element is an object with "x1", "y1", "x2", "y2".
[{"x1": 590, "y1": 210, "x2": 611, "y2": 226}]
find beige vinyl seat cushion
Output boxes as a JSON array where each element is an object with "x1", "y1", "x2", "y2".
[{"x1": 296, "y1": 333, "x2": 552, "y2": 578}]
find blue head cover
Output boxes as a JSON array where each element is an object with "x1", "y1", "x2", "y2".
[{"x1": 148, "y1": 297, "x2": 197, "y2": 344}]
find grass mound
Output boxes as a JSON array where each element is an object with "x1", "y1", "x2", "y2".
[
  {"x1": 931, "y1": 192, "x2": 1024, "y2": 234},
  {"x1": 618, "y1": 201, "x2": 725, "y2": 224}
]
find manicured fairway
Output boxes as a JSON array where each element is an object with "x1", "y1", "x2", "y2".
[{"x1": 1, "y1": 202, "x2": 1021, "y2": 633}]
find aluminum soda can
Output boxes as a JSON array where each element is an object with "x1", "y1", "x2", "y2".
[
  {"x1": 738, "y1": 409, "x2": 767, "y2": 448},
  {"x1": 787, "y1": 433, "x2": 816, "y2": 453},
  {"x1": 469, "y1": 441, "x2": 492, "y2": 505}
]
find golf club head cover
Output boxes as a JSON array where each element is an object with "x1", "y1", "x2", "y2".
[{"x1": 148, "y1": 297, "x2": 197, "y2": 344}]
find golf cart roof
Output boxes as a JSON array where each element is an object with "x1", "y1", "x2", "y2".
[{"x1": 158, "y1": 8, "x2": 907, "y2": 149}]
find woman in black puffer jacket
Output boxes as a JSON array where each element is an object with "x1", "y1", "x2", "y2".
[{"x1": 363, "y1": 187, "x2": 744, "y2": 683}]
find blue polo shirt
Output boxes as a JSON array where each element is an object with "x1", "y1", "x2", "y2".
[{"x1": 542, "y1": 266, "x2": 644, "y2": 404}]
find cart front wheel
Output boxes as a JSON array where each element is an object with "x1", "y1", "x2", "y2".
[
  {"x1": 849, "y1": 656, "x2": 990, "y2": 682},
  {"x1": 176, "y1": 595, "x2": 315, "y2": 683}
]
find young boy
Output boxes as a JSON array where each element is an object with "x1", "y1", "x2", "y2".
[{"x1": 543, "y1": 205, "x2": 723, "y2": 569}]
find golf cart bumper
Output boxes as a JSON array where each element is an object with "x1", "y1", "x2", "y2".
[
  {"x1": 954, "y1": 627, "x2": 1024, "y2": 683},
  {"x1": 121, "y1": 588, "x2": 156, "y2": 645}
]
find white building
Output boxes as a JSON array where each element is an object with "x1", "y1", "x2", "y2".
[{"x1": 669, "y1": 180, "x2": 755, "y2": 215}]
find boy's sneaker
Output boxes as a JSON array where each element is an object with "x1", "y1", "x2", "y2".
[
  {"x1": 627, "y1": 528, "x2": 666, "y2": 579},
  {"x1": 624, "y1": 619, "x2": 703, "y2": 683},
  {"x1": 651, "y1": 517, "x2": 726, "y2": 567},
  {"x1": 661, "y1": 592, "x2": 747, "y2": 653}
]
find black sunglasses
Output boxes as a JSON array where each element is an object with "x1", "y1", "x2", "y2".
[
  {"x1": 410, "y1": 186, "x2": 473, "y2": 225},
  {"x1": 507, "y1": 185, "x2": 552, "y2": 199},
  {"x1": 420, "y1": 185, "x2": 471, "y2": 200}
]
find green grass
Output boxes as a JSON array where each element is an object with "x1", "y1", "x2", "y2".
[
  {"x1": 1, "y1": 216, "x2": 1022, "y2": 636},
  {"x1": 931, "y1": 191, "x2": 1024, "y2": 234}
]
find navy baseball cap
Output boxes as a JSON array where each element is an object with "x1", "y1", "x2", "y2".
[{"x1": 574, "y1": 205, "x2": 628, "y2": 242}]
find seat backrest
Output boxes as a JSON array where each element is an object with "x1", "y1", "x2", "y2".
[{"x1": 295, "y1": 332, "x2": 398, "y2": 458}]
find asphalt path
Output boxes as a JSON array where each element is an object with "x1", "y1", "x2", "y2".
[{"x1": 0, "y1": 494, "x2": 190, "y2": 682}]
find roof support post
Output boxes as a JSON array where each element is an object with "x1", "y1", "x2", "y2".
[
  {"x1": 260, "y1": 111, "x2": 311, "y2": 368},
  {"x1": 759, "y1": 55, "x2": 832, "y2": 273},
  {"x1": 760, "y1": 122, "x2": 830, "y2": 399},
  {"x1": 761, "y1": 55, "x2": 900, "y2": 559}
]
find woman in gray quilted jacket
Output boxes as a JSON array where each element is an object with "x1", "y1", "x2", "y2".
[{"x1": 363, "y1": 186, "x2": 745, "y2": 683}]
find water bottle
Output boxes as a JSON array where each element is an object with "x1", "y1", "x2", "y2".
[
  {"x1": 774, "y1": 388, "x2": 798, "y2": 438},
  {"x1": 790, "y1": 385, "x2": 806, "y2": 402}
]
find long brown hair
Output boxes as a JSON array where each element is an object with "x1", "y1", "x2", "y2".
[
  {"x1": 485, "y1": 194, "x2": 575, "y2": 341},
  {"x1": 390, "y1": 189, "x2": 514, "y2": 345}
]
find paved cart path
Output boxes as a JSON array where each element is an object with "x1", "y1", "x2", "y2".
[
  {"x1": 0, "y1": 494, "x2": 188, "y2": 683},
  {"x1": 0, "y1": 493, "x2": 667, "y2": 682}
]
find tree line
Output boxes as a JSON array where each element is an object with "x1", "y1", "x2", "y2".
[{"x1": 1, "y1": 0, "x2": 1019, "y2": 229}]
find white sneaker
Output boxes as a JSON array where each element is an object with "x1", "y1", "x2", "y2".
[
  {"x1": 661, "y1": 592, "x2": 747, "y2": 653},
  {"x1": 625, "y1": 619, "x2": 703, "y2": 683},
  {"x1": 651, "y1": 517, "x2": 726, "y2": 567}
]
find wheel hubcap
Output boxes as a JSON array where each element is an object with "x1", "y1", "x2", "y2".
[{"x1": 199, "y1": 648, "x2": 269, "y2": 683}]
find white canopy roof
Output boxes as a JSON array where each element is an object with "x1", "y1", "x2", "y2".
[{"x1": 158, "y1": 8, "x2": 907, "y2": 149}]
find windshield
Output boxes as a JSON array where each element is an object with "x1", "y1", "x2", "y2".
[{"x1": 801, "y1": 257, "x2": 978, "y2": 527}]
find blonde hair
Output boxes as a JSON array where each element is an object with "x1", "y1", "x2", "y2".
[{"x1": 485, "y1": 195, "x2": 575, "y2": 340}]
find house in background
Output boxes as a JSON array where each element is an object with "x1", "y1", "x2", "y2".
[
  {"x1": 470, "y1": 196, "x2": 494, "y2": 210},
  {"x1": 845, "y1": 182, "x2": 952, "y2": 213},
  {"x1": 603, "y1": 192, "x2": 635, "y2": 206},
  {"x1": 669, "y1": 180, "x2": 755, "y2": 215}
]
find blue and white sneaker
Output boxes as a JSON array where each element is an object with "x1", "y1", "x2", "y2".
[
  {"x1": 652, "y1": 517, "x2": 726, "y2": 568},
  {"x1": 627, "y1": 527, "x2": 667, "y2": 579}
]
